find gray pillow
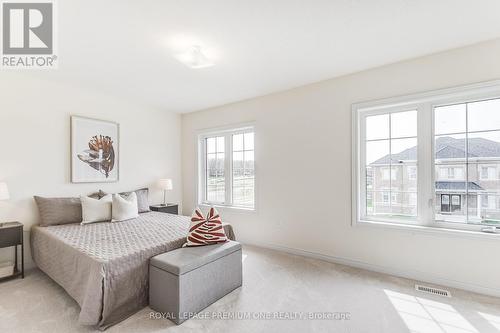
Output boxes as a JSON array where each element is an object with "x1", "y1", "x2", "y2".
[
  {"x1": 34, "y1": 196, "x2": 83, "y2": 227},
  {"x1": 99, "y1": 188, "x2": 150, "y2": 213}
]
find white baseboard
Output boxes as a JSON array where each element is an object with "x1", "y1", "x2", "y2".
[{"x1": 241, "y1": 240, "x2": 500, "y2": 298}]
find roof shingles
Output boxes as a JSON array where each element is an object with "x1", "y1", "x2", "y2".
[{"x1": 371, "y1": 136, "x2": 500, "y2": 165}]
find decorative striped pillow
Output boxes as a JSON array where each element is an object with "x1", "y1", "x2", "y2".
[{"x1": 185, "y1": 207, "x2": 228, "y2": 247}]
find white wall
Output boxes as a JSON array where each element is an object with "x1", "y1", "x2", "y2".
[
  {"x1": 182, "y1": 38, "x2": 500, "y2": 296},
  {"x1": 0, "y1": 73, "x2": 182, "y2": 268}
]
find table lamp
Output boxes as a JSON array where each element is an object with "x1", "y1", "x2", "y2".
[{"x1": 158, "y1": 179, "x2": 173, "y2": 206}]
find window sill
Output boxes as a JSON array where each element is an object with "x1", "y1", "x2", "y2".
[
  {"x1": 199, "y1": 203, "x2": 257, "y2": 214},
  {"x1": 354, "y1": 219, "x2": 500, "y2": 241}
]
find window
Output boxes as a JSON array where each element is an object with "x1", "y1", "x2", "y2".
[
  {"x1": 408, "y1": 166, "x2": 417, "y2": 180},
  {"x1": 382, "y1": 168, "x2": 390, "y2": 180},
  {"x1": 482, "y1": 195, "x2": 496, "y2": 209},
  {"x1": 480, "y1": 166, "x2": 497, "y2": 180},
  {"x1": 354, "y1": 80, "x2": 500, "y2": 233},
  {"x1": 440, "y1": 194, "x2": 450, "y2": 213},
  {"x1": 435, "y1": 99, "x2": 500, "y2": 225},
  {"x1": 205, "y1": 136, "x2": 225, "y2": 203},
  {"x1": 382, "y1": 167, "x2": 399, "y2": 180},
  {"x1": 232, "y1": 132, "x2": 255, "y2": 207},
  {"x1": 438, "y1": 168, "x2": 447, "y2": 180},
  {"x1": 447, "y1": 167, "x2": 455, "y2": 179},
  {"x1": 382, "y1": 192, "x2": 390, "y2": 204},
  {"x1": 437, "y1": 167, "x2": 464, "y2": 180},
  {"x1": 391, "y1": 192, "x2": 399, "y2": 206},
  {"x1": 440, "y1": 194, "x2": 461, "y2": 213},
  {"x1": 199, "y1": 126, "x2": 255, "y2": 209},
  {"x1": 364, "y1": 110, "x2": 418, "y2": 222}
]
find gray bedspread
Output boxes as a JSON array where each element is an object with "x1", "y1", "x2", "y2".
[{"x1": 30, "y1": 212, "x2": 235, "y2": 330}]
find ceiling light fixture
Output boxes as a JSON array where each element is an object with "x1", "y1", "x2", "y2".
[{"x1": 175, "y1": 45, "x2": 214, "y2": 69}]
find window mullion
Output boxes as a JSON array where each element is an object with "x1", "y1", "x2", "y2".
[
  {"x1": 225, "y1": 133, "x2": 232, "y2": 205},
  {"x1": 419, "y1": 103, "x2": 434, "y2": 226},
  {"x1": 200, "y1": 137, "x2": 208, "y2": 204},
  {"x1": 389, "y1": 114, "x2": 392, "y2": 214},
  {"x1": 359, "y1": 113, "x2": 367, "y2": 220},
  {"x1": 465, "y1": 103, "x2": 469, "y2": 224},
  {"x1": 204, "y1": 138, "x2": 208, "y2": 203}
]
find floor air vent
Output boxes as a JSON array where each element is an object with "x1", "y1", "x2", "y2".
[{"x1": 415, "y1": 284, "x2": 451, "y2": 297}]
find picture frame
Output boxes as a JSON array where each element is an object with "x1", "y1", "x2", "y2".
[{"x1": 71, "y1": 116, "x2": 120, "y2": 183}]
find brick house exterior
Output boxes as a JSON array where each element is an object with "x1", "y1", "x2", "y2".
[{"x1": 368, "y1": 136, "x2": 500, "y2": 223}]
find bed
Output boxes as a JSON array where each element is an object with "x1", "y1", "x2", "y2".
[{"x1": 30, "y1": 211, "x2": 235, "y2": 330}]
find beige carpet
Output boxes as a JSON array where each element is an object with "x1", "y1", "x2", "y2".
[{"x1": 1, "y1": 245, "x2": 500, "y2": 333}]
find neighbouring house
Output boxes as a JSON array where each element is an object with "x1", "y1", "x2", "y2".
[{"x1": 368, "y1": 136, "x2": 500, "y2": 224}]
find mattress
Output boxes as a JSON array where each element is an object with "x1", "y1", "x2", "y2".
[{"x1": 30, "y1": 211, "x2": 235, "y2": 330}]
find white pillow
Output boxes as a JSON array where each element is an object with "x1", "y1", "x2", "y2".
[
  {"x1": 81, "y1": 194, "x2": 112, "y2": 224},
  {"x1": 112, "y1": 192, "x2": 139, "y2": 222}
]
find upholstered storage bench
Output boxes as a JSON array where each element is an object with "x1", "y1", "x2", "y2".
[{"x1": 149, "y1": 241, "x2": 242, "y2": 324}]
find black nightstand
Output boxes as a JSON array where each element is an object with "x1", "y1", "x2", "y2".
[
  {"x1": 0, "y1": 222, "x2": 24, "y2": 282},
  {"x1": 150, "y1": 204, "x2": 178, "y2": 215}
]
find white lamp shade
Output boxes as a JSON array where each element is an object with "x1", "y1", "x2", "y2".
[
  {"x1": 0, "y1": 182, "x2": 10, "y2": 201},
  {"x1": 158, "y1": 179, "x2": 173, "y2": 191}
]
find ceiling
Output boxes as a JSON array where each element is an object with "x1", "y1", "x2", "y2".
[{"x1": 29, "y1": 0, "x2": 500, "y2": 113}]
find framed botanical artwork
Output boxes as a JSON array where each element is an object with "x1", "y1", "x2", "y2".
[{"x1": 71, "y1": 116, "x2": 119, "y2": 183}]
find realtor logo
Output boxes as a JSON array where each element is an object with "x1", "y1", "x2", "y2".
[{"x1": 1, "y1": 1, "x2": 57, "y2": 68}]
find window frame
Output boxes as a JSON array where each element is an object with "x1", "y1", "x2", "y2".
[
  {"x1": 202, "y1": 135, "x2": 226, "y2": 204},
  {"x1": 447, "y1": 167, "x2": 455, "y2": 180},
  {"x1": 352, "y1": 80, "x2": 500, "y2": 237},
  {"x1": 480, "y1": 165, "x2": 497, "y2": 181},
  {"x1": 408, "y1": 166, "x2": 417, "y2": 180},
  {"x1": 197, "y1": 123, "x2": 256, "y2": 211},
  {"x1": 357, "y1": 104, "x2": 423, "y2": 226}
]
